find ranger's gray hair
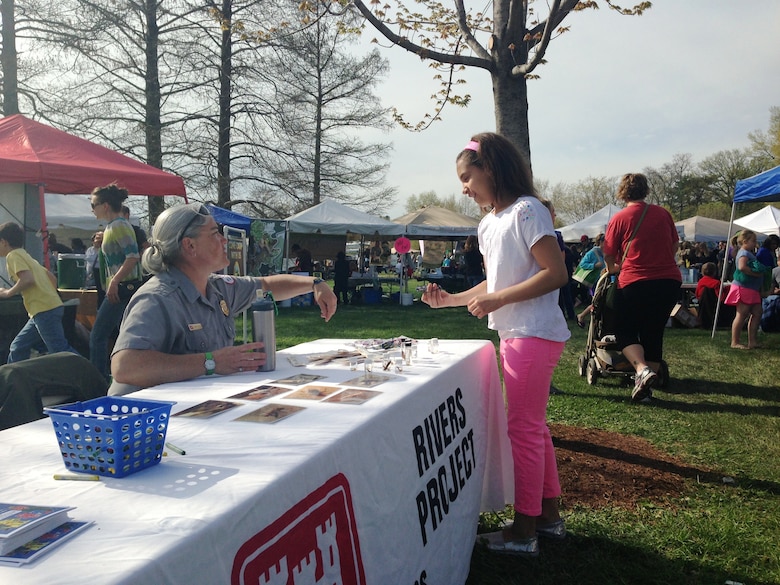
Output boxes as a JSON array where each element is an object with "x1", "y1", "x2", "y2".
[{"x1": 142, "y1": 203, "x2": 211, "y2": 274}]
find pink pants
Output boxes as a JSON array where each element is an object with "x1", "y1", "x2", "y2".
[{"x1": 500, "y1": 337, "x2": 565, "y2": 516}]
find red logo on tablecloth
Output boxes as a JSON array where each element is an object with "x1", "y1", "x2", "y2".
[{"x1": 231, "y1": 473, "x2": 366, "y2": 585}]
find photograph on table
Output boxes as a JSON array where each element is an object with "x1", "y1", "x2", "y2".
[
  {"x1": 342, "y1": 373, "x2": 394, "y2": 388},
  {"x1": 233, "y1": 404, "x2": 305, "y2": 424},
  {"x1": 271, "y1": 373, "x2": 324, "y2": 386},
  {"x1": 227, "y1": 385, "x2": 291, "y2": 401},
  {"x1": 324, "y1": 389, "x2": 381, "y2": 405},
  {"x1": 173, "y1": 400, "x2": 240, "y2": 419},
  {"x1": 284, "y1": 385, "x2": 341, "y2": 401}
]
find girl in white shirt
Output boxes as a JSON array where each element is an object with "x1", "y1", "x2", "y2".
[{"x1": 422, "y1": 132, "x2": 570, "y2": 557}]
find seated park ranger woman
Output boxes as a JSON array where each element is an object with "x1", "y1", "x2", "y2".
[{"x1": 109, "y1": 203, "x2": 337, "y2": 396}]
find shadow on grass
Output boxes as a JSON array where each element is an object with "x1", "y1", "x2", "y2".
[
  {"x1": 571, "y1": 379, "x2": 780, "y2": 418},
  {"x1": 665, "y1": 377, "x2": 780, "y2": 402},
  {"x1": 551, "y1": 435, "x2": 720, "y2": 485},
  {"x1": 467, "y1": 532, "x2": 773, "y2": 585}
]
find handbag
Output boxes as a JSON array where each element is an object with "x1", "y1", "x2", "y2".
[
  {"x1": 572, "y1": 263, "x2": 601, "y2": 287},
  {"x1": 117, "y1": 279, "x2": 144, "y2": 301}
]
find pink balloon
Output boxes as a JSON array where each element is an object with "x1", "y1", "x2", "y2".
[{"x1": 394, "y1": 237, "x2": 411, "y2": 254}]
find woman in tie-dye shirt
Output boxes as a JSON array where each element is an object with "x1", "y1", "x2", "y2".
[{"x1": 89, "y1": 184, "x2": 141, "y2": 381}]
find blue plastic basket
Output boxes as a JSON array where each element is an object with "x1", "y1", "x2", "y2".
[{"x1": 44, "y1": 396, "x2": 176, "y2": 478}]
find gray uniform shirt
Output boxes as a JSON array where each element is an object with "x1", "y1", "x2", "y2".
[{"x1": 108, "y1": 267, "x2": 258, "y2": 395}]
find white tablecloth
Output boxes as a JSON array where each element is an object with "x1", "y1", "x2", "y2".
[{"x1": 0, "y1": 339, "x2": 512, "y2": 585}]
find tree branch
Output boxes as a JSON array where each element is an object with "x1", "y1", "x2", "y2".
[
  {"x1": 511, "y1": 0, "x2": 567, "y2": 77},
  {"x1": 350, "y1": 0, "x2": 491, "y2": 71}
]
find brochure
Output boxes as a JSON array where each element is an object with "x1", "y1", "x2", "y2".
[
  {"x1": 0, "y1": 503, "x2": 73, "y2": 555},
  {"x1": 0, "y1": 521, "x2": 92, "y2": 565}
]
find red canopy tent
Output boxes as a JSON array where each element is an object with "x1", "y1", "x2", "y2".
[{"x1": 0, "y1": 114, "x2": 187, "y2": 265}]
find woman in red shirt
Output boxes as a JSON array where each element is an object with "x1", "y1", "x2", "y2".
[{"x1": 603, "y1": 173, "x2": 681, "y2": 403}]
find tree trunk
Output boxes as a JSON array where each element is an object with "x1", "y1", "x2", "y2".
[
  {"x1": 1, "y1": 0, "x2": 19, "y2": 115},
  {"x1": 216, "y1": 0, "x2": 233, "y2": 208},
  {"x1": 491, "y1": 69, "x2": 531, "y2": 165},
  {"x1": 144, "y1": 0, "x2": 165, "y2": 222}
]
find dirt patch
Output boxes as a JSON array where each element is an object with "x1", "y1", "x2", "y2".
[{"x1": 551, "y1": 423, "x2": 719, "y2": 510}]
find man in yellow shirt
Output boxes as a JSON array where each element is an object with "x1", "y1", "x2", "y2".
[{"x1": 0, "y1": 222, "x2": 77, "y2": 363}]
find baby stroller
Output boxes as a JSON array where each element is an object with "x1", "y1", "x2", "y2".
[{"x1": 577, "y1": 272, "x2": 669, "y2": 388}]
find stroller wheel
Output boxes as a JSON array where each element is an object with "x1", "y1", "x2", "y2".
[
  {"x1": 657, "y1": 360, "x2": 670, "y2": 389},
  {"x1": 578, "y1": 355, "x2": 587, "y2": 377},
  {"x1": 586, "y1": 358, "x2": 599, "y2": 385}
]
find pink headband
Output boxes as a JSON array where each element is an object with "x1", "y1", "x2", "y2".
[{"x1": 464, "y1": 140, "x2": 480, "y2": 152}]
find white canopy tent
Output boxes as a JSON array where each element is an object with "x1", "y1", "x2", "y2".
[
  {"x1": 734, "y1": 204, "x2": 780, "y2": 236},
  {"x1": 286, "y1": 199, "x2": 404, "y2": 237},
  {"x1": 674, "y1": 215, "x2": 732, "y2": 243},
  {"x1": 285, "y1": 200, "x2": 405, "y2": 273},
  {"x1": 558, "y1": 204, "x2": 622, "y2": 243},
  {"x1": 393, "y1": 206, "x2": 480, "y2": 239}
]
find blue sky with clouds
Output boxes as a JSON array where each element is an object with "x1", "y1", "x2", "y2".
[{"x1": 356, "y1": 1, "x2": 780, "y2": 218}]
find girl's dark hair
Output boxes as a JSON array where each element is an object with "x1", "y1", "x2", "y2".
[
  {"x1": 456, "y1": 132, "x2": 536, "y2": 209},
  {"x1": 615, "y1": 173, "x2": 649, "y2": 202},
  {"x1": 91, "y1": 183, "x2": 129, "y2": 212}
]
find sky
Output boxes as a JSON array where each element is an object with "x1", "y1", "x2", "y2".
[{"x1": 352, "y1": 1, "x2": 780, "y2": 220}]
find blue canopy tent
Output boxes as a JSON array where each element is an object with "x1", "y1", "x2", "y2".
[
  {"x1": 733, "y1": 165, "x2": 780, "y2": 203},
  {"x1": 712, "y1": 164, "x2": 780, "y2": 337},
  {"x1": 205, "y1": 204, "x2": 253, "y2": 230}
]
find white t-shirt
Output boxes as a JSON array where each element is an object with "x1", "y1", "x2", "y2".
[{"x1": 478, "y1": 197, "x2": 571, "y2": 343}]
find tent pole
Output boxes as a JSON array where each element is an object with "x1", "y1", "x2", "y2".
[
  {"x1": 38, "y1": 183, "x2": 51, "y2": 270},
  {"x1": 712, "y1": 202, "x2": 738, "y2": 339}
]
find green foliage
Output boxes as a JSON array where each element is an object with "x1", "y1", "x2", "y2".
[
  {"x1": 260, "y1": 298, "x2": 780, "y2": 584},
  {"x1": 404, "y1": 190, "x2": 482, "y2": 217},
  {"x1": 748, "y1": 105, "x2": 780, "y2": 162}
]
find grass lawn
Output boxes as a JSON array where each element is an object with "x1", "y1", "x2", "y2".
[{"x1": 260, "y1": 283, "x2": 780, "y2": 585}]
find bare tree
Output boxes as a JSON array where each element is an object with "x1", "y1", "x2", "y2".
[
  {"x1": 245, "y1": 6, "x2": 395, "y2": 215},
  {"x1": 340, "y1": 0, "x2": 649, "y2": 163},
  {"x1": 1, "y1": 0, "x2": 19, "y2": 115},
  {"x1": 16, "y1": 0, "x2": 210, "y2": 220}
]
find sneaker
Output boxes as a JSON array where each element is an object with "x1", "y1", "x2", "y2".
[
  {"x1": 536, "y1": 519, "x2": 567, "y2": 540},
  {"x1": 631, "y1": 367, "x2": 656, "y2": 402},
  {"x1": 480, "y1": 530, "x2": 539, "y2": 557}
]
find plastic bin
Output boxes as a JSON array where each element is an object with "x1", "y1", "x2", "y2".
[
  {"x1": 44, "y1": 396, "x2": 176, "y2": 478},
  {"x1": 362, "y1": 287, "x2": 381, "y2": 304},
  {"x1": 57, "y1": 254, "x2": 86, "y2": 289}
]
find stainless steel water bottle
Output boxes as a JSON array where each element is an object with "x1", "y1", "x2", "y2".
[{"x1": 251, "y1": 290, "x2": 276, "y2": 371}]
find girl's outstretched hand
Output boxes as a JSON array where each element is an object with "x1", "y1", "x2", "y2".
[{"x1": 421, "y1": 283, "x2": 449, "y2": 308}]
